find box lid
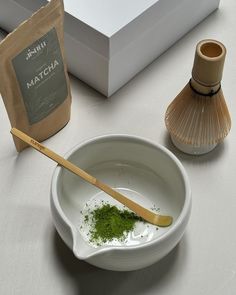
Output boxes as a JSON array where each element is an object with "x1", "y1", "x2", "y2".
[
  {"x1": 10, "y1": 0, "x2": 177, "y2": 58},
  {"x1": 65, "y1": 0, "x2": 158, "y2": 37},
  {"x1": 63, "y1": 0, "x2": 177, "y2": 58}
]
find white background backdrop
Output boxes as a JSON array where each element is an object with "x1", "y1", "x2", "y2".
[{"x1": 1, "y1": 0, "x2": 236, "y2": 294}]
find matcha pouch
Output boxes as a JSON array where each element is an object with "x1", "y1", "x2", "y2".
[{"x1": 0, "y1": 0, "x2": 71, "y2": 151}]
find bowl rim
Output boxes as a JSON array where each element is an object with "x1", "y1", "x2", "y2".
[{"x1": 51, "y1": 134, "x2": 191, "y2": 257}]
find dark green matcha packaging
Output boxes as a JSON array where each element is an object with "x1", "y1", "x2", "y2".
[{"x1": 0, "y1": 0, "x2": 71, "y2": 151}]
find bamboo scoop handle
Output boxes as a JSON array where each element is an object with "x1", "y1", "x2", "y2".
[{"x1": 11, "y1": 128, "x2": 173, "y2": 227}]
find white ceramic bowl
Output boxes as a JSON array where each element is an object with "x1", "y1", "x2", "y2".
[{"x1": 51, "y1": 135, "x2": 191, "y2": 271}]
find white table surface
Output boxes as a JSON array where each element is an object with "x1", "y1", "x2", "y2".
[{"x1": 1, "y1": 1, "x2": 236, "y2": 294}]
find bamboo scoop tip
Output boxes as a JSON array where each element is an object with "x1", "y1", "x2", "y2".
[{"x1": 152, "y1": 214, "x2": 173, "y2": 227}]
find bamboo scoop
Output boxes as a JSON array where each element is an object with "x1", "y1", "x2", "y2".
[{"x1": 11, "y1": 128, "x2": 173, "y2": 227}]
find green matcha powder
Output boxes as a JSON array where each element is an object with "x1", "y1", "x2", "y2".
[{"x1": 84, "y1": 204, "x2": 143, "y2": 245}]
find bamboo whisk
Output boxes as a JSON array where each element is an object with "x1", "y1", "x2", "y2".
[{"x1": 165, "y1": 39, "x2": 231, "y2": 155}]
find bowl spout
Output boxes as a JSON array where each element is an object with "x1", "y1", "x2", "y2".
[{"x1": 72, "y1": 231, "x2": 100, "y2": 260}]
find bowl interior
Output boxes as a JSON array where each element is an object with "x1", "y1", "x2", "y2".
[{"x1": 54, "y1": 135, "x2": 187, "y2": 257}]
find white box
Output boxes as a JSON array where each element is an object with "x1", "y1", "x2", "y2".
[{"x1": 0, "y1": 0, "x2": 220, "y2": 96}]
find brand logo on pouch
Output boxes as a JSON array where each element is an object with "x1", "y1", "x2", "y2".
[{"x1": 26, "y1": 41, "x2": 47, "y2": 61}]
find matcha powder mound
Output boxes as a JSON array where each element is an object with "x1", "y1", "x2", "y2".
[{"x1": 85, "y1": 204, "x2": 143, "y2": 245}]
